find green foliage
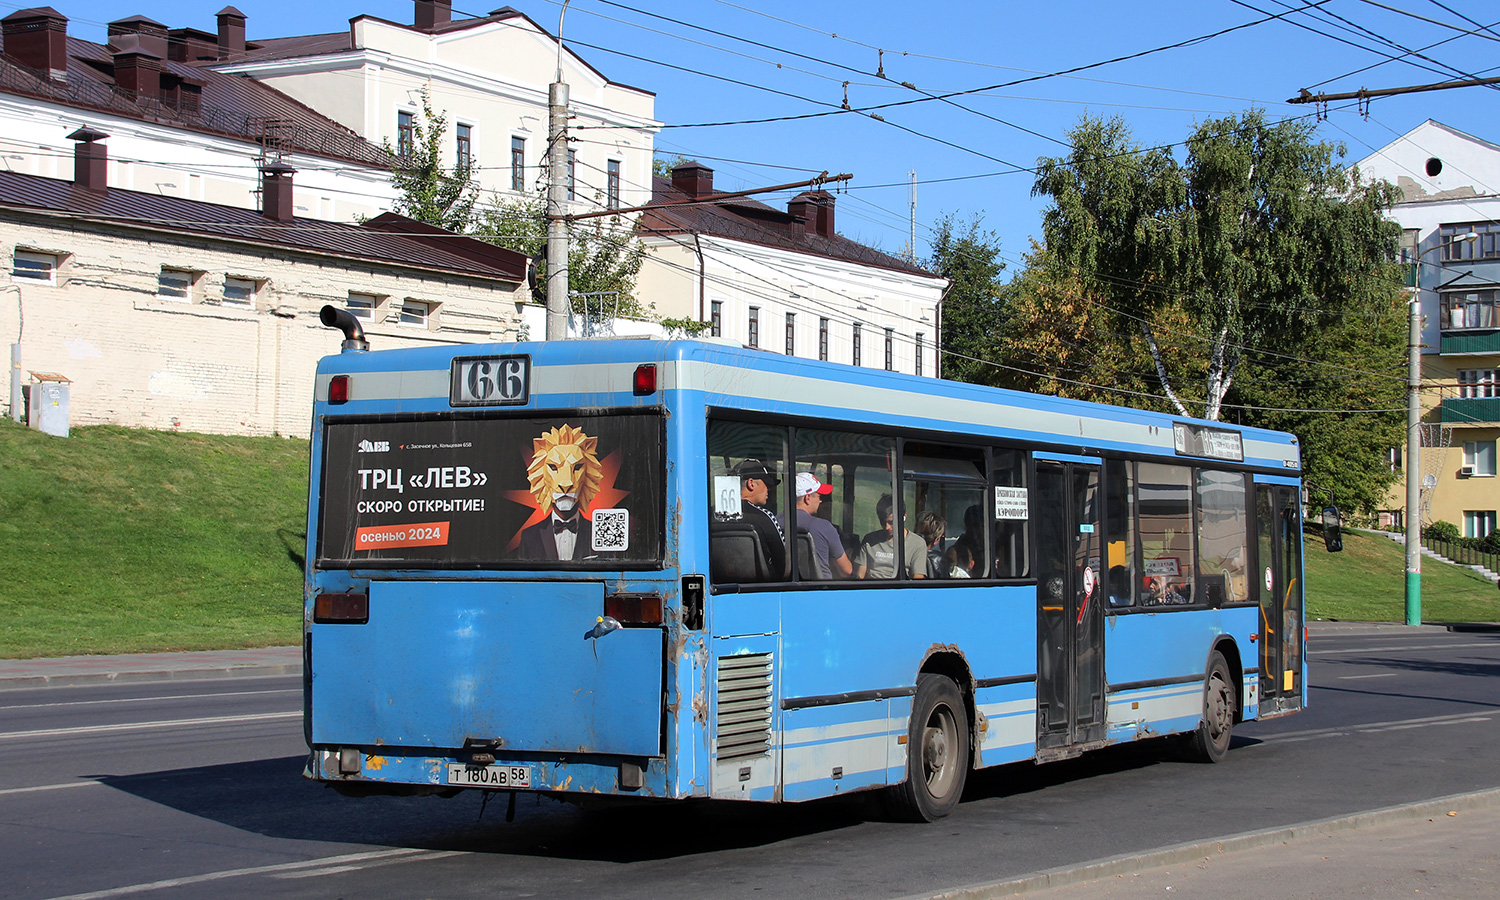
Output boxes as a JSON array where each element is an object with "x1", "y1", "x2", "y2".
[
  {"x1": 0, "y1": 419, "x2": 306, "y2": 657},
  {"x1": 652, "y1": 154, "x2": 690, "y2": 178},
  {"x1": 475, "y1": 194, "x2": 649, "y2": 319},
  {"x1": 1423, "y1": 520, "x2": 1461, "y2": 543},
  {"x1": 659, "y1": 317, "x2": 713, "y2": 337},
  {"x1": 384, "y1": 88, "x2": 480, "y2": 233},
  {"x1": 1017, "y1": 110, "x2": 1407, "y2": 516},
  {"x1": 925, "y1": 212, "x2": 1008, "y2": 385}
]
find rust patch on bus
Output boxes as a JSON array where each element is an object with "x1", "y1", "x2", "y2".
[{"x1": 364, "y1": 755, "x2": 388, "y2": 771}]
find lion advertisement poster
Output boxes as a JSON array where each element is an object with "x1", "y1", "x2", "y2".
[{"x1": 318, "y1": 415, "x2": 663, "y2": 567}]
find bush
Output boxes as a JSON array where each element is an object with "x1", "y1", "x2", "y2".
[
  {"x1": 1481, "y1": 530, "x2": 1500, "y2": 555},
  {"x1": 1423, "y1": 520, "x2": 1461, "y2": 544}
]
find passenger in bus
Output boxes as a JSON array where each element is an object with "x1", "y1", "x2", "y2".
[
  {"x1": 788, "y1": 473, "x2": 852, "y2": 579},
  {"x1": 951, "y1": 504, "x2": 984, "y2": 575},
  {"x1": 945, "y1": 542, "x2": 977, "y2": 578},
  {"x1": 915, "y1": 511, "x2": 947, "y2": 579},
  {"x1": 855, "y1": 493, "x2": 927, "y2": 579},
  {"x1": 732, "y1": 459, "x2": 788, "y2": 579}
]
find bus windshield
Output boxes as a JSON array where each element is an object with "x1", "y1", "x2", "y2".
[{"x1": 317, "y1": 412, "x2": 664, "y2": 568}]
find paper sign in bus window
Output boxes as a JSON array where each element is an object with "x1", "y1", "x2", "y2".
[{"x1": 713, "y1": 475, "x2": 743, "y2": 520}]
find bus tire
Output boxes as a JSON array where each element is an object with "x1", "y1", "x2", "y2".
[
  {"x1": 886, "y1": 674, "x2": 969, "y2": 822},
  {"x1": 1183, "y1": 651, "x2": 1235, "y2": 763}
]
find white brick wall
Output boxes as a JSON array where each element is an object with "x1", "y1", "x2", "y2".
[{"x1": 3, "y1": 214, "x2": 525, "y2": 438}]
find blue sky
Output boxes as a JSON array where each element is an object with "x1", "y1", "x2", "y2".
[{"x1": 24, "y1": 0, "x2": 1500, "y2": 272}]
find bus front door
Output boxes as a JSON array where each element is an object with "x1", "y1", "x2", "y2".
[
  {"x1": 1257, "y1": 484, "x2": 1304, "y2": 715},
  {"x1": 1035, "y1": 461, "x2": 1106, "y2": 757}
]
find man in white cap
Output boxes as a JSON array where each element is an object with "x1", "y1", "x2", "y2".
[{"x1": 792, "y1": 472, "x2": 852, "y2": 579}]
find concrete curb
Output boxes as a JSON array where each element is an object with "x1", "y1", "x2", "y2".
[
  {"x1": 0, "y1": 662, "x2": 302, "y2": 690},
  {"x1": 899, "y1": 786, "x2": 1500, "y2": 900}
]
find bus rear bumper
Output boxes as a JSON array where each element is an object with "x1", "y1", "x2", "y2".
[{"x1": 304, "y1": 747, "x2": 675, "y2": 799}]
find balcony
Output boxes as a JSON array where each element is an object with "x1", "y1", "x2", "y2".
[
  {"x1": 1441, "y1": 397, "x2": 1500, "y2": 424},
  {"x1": 1440, "y1": 330, "x2": 1500, "y2": 355}
]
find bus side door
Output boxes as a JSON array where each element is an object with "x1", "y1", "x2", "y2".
[{"x1": 1256, "y1": 482, "x2": 1304, "y2": 715}]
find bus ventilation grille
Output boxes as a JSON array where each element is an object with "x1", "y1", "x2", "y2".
[{"x1": 715, "y1": 653, "x2": 773, "y2": 762}]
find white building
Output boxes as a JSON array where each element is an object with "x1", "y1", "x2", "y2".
[
  {"x1": 1356, "y1": 120, "x2": 1500, "y2": 535},
  {"x1": 0, "y1": 7, "x2": 398, "y2": 222},
  {"x1": 637, "y1": 163, "x2": 948, "y2": 377},
  {"x1": 211, "y1": 1, "x2": 659, "y2": 215}
]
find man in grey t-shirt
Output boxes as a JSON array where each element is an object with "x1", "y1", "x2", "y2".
[{"x1": 855, "y1": 493, "x2": 928, "y2": 579}]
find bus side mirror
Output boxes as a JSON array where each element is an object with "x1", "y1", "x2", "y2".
[{"x1": 1322, "y1": 506, "x2": 1343, "y2": 553}]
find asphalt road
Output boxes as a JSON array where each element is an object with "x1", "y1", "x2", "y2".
[{"x1": 2, "y1": 625, "x2": 1498, "y2": 900}]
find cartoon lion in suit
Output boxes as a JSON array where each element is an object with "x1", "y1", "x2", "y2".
[{"x1": 519, "y1": 424, "x2": 602, "y2": 560}]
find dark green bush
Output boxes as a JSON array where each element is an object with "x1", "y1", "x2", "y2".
[{"x1": 1423, "y1": 520, "x2": 1461, "y2": 544}]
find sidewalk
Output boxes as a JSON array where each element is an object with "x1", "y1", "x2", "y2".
[
  {"x1": 916, "y1": 788, "x2": 1500, "y2": 899},
  {"x1": 0, "y1": 645, "x2": 301, "y2": 689}
]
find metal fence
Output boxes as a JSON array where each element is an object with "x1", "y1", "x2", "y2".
[{"x1": 1423, "y1": 537, "x2": 1500, "y2": 577}]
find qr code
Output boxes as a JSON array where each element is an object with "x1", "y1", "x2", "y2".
[{"x1": 591, "y1": 508, "x2": 629, "y2": 552}]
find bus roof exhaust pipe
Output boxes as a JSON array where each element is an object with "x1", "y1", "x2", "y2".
[{"x1": 320, "y1": 305, "x2": 369, "y2": 352}]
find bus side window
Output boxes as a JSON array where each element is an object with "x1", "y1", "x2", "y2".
[
  {"x1": 708, "y1": 420, "x2": 790, "y2": 583},
  {"x1": 794, "y1": 428, "x2": 893, "y2": 582},
  {"x1": 1104, "y1": 459, "x2": 1137, "y2": 607},
  {"x1": 991, "y1": 448, "x2": 1030, "y2": 579}
]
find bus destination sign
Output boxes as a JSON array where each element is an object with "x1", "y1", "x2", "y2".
[{"x1": 1173, "y1": 423, "x2": 1243, "y2": 462}]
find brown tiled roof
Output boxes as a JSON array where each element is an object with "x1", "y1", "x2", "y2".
[
  {"x1": 0, "y1": 33, "x2": 390, "y2": 166},
  {"x1": 0, "y1": 169, "x2": 527, "y2": 281},
  {"x1": 637, "y1": 174, "x2": 937, "y2": 278}
]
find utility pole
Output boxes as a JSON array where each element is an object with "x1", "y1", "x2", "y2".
[
  {"x1": 545, "y1": 2, "x2": 572, "y2": 342},
  {"x1": 908, "y1": 170, "x2": 917, "y2": 264}
]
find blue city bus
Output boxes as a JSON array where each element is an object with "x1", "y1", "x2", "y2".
[{"x1": 303, "y1": 310, "x2": 1310, "y2": 821}]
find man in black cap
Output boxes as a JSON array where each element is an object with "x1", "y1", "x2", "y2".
[{"x1": 733, "y1": 458, "x2": 787, "y2": 579}]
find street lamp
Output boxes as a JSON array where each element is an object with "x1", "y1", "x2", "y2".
[{"x1": 1406, "y1": 230, "x2": 1477, "y2": 626}]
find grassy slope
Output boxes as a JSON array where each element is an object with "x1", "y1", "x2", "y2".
[
  {"x1": 1305, "y1": 527, "x2": 1500, "y2": 624},
  {"x1": 0, "y1": 419, "x2": 308, "y2": 658}
]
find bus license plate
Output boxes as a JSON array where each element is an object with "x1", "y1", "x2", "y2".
[{"x1": 446, "y1": 763, "x2": 532, "y2": 789}]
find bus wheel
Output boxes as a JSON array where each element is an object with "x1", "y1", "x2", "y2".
[
  {"x1": 1183, "y1": 651, "x2": 1235, "y2": 763},
  {"x1": 886, "y1": 674, "x2": 969, "y2": 822}
]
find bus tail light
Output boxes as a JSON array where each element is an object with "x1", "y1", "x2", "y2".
[
  {"x1": 605, "y1": 592, "x2": 663, "y2": 625},
  {"x1": 632, "y1": 364, "x2": 657, "y2": 395},
  {"x1": 328, "y1": 375, "x2": 350, "y2": 405},
  {"x1": 314, "y1": 592, "x2": 368, "y2": 624}
]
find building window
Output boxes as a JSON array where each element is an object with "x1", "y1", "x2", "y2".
[
  {"x1": 819, "y1": 317, "x2": 829, "y2": 361},
  {"x1": 747, "y1": 306, "x2": 759, "y2": 348},
  {"x1": 567, "y1": 150, "x2": 576, "y2": 201},
  {"x1": 1463, "y1": 440, "x2": 1496, "y2": 477},
  {"x1": 347, "y1": 291, "x2": 381, "y2": 321},
  {"x1": 12, "y1": 249, "x2": 57, "y2": 284},
  {"x1": 1387, "y1": 445, "x2": 1402, "y2": 473},
  {"x1": 456, "y1": 123, "x2": 472, "y2": 170},
  {"x1": 158, "y1": 267, "x2": 197, "y2": 301},
  {"x1": 884, "y1": 328, "x2": 894, "y2": 371},
  {"x1": 1441, "y1": 222, "x2": 1500, "y2": 262},
  {"x1": 785, "y1": 312, "x2": 796, "y2": 356},
  {"x1": 852, "y1": 323, "x2": 862, "y2": 366},
  {"x1": 511, "y1": 137, "x2": 526, "y2": 192},
  {"x1": 399, "y1": 299, "x2": 435, "y2": 329},
  {"x1": 1465, "y1": 510, "x2": 1497, "y2": 539},
  {"x1": 1459, "y1": 369, "x2": 1500, "y2": 399},
  {"x1": 397, "y1": 110, "x2": 415, "y2": 158},
  {"x1": 1443, "y1": 290, "x2": 1500, "y2": 330},
  {"x1": 222, "y1": 276, "x2": 258, "y2": 307},
  {"x1": 607, "y1": 160, "x2": 621, "y2": 209},
  {"x1": 915, "y1": 332, "x2": 924, "y2": 376},
  {"x1": 711, "y1": 300, "x2": 722, "y2": 337}
]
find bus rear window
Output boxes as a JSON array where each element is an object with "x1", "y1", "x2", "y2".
[{"x1": 317, "y1": 413, "x2": 663, "y2": 568}]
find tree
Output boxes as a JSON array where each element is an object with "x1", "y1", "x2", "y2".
[
  {"x1": 476, "y1": 194, "x2": 649, "y2": 320},
  {"x1": 1019, "y1": 111, "x2": 1407, "y2": 515},
  {"x1": 926, "y1": 213, "x2": 1008, "y2": 385},
  {"x1": 384, "y1": 89, "x2": 480, "y2": 233}
]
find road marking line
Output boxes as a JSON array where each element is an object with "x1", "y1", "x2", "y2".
[
  {"x1": 1259, "y1": 710, "x2": 1495, "y2": 743},
  {"x1": 39, "y1": 848, "x2": 463, "y2": 900},
  {"x1": 0, "y1": 781, "x2": 102, "y2": 797},
  {"x1": 0, "y1": 711, "x2": 300, "y2": 740},
  {"x1": 1312, "y1": 641, "x2": 1499, "y2": 655},
  {"x1": 1338, "y1": 673, "x2": 1399, "y2": 680},
  {"x1": 0, "y1": 689, "x2": 298, "y2": 711},
  {"x1": 269, "y1": 852, "x2": 466, "y2": 880}
]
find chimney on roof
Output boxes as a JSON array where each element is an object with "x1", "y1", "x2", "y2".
[
  {"x1": 69, "y1": 126, "x2": 108, "y2": 192},
  {"x1": 415, "y1": 0, "x2": 452, "y2": 30},
  {"x1": 216, "y1": 6, "x2": 245, "y2": 58},
  {"x1": 2, "y1": 7, "x2": 69, "y2": 82},
  {"x1": 261, "y1": 161, "x2": 296, "y2": 222},
  {"x1": 109, "y1": 34, "x2": 161, "y2": 102},
  {"x1": 168, "y1": 28, "x2": 218, "y2": 62},
  {"x1": 671, "y1": 162, "x2": 714, "y2": 199},
  {"x1": 788, "y1": 191, "x2": 836, "y2": 238},
  {"x1": 108, "y1": 15, "x2": 169, "y2": 61}
]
